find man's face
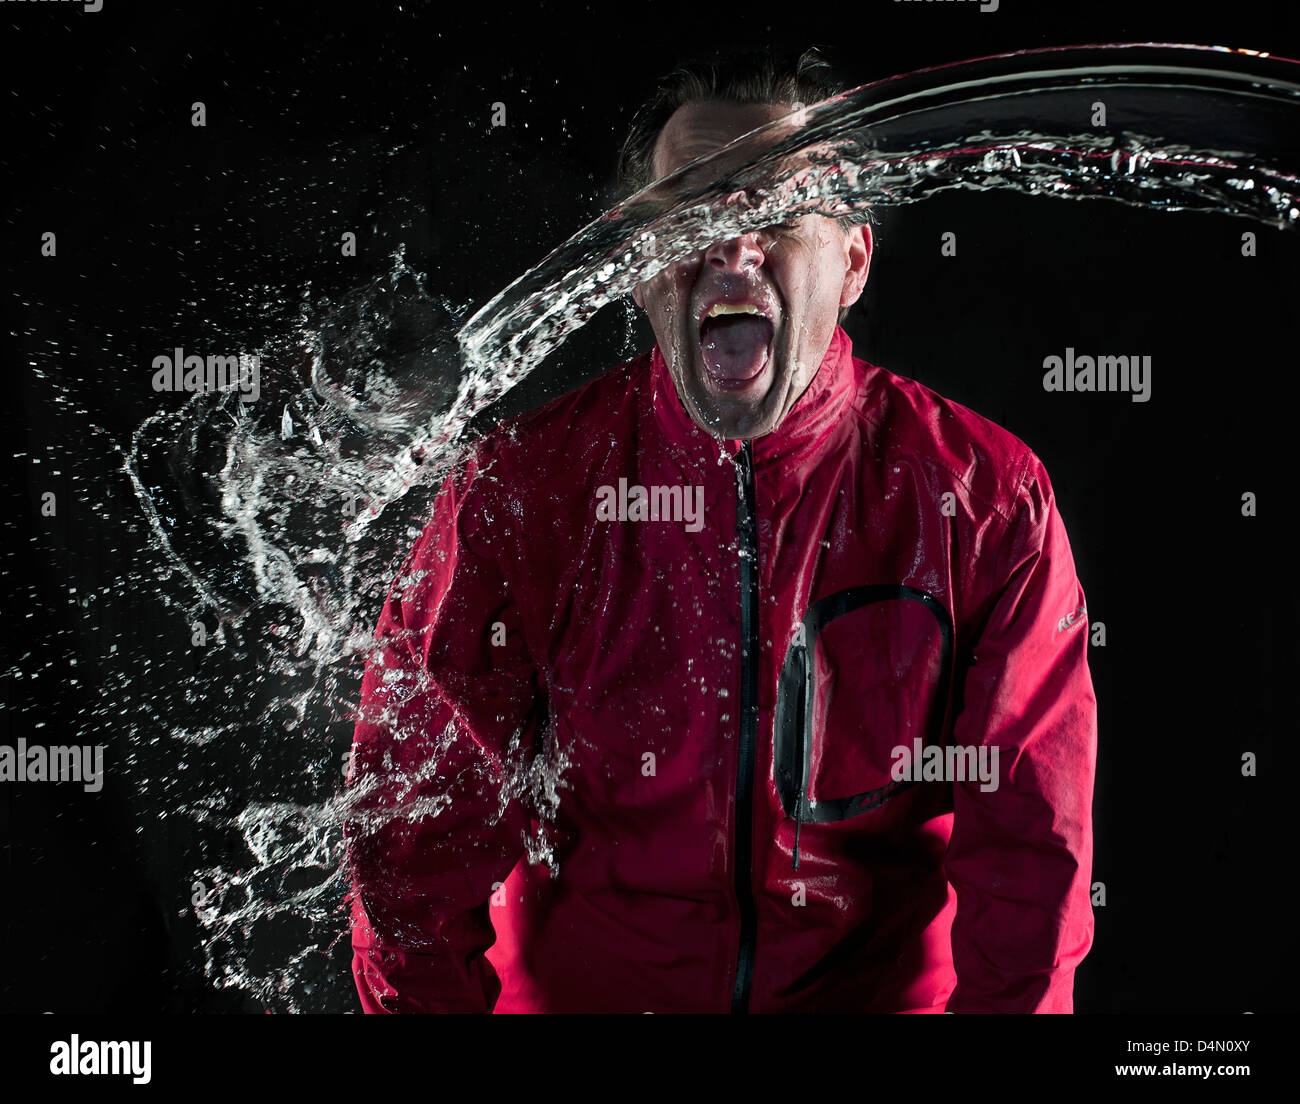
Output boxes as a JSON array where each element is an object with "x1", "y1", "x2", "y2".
[{"x1": 631, "y1": 99, "x2": 872, "y2": 440}]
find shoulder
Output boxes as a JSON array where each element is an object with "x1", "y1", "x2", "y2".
[
  {"x1": 466, "y1": 352, "x2": 647, "y2": 484},
  {"x1": 853, "y1": 356, "x2": 1046, "y2": 525}
]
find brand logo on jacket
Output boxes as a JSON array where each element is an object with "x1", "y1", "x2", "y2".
[
  {"x1": 595, "y1": 478, "x2": 705, "y2": 532},
  {"x1": 1057, "y1": 603, "x2": 1087, "y2": 634}
]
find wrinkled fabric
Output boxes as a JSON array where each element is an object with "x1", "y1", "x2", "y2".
[{"x1": 345, "y1": 326, "x2": 1097, "y2": 1013}]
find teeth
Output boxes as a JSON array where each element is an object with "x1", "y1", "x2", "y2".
[{"x1": 705, "y1": 303, "x2": 764, "y2": 319}]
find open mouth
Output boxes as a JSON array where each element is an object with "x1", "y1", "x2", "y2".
[{"x1": 698, "y1": 303, "x2": 774, "y2": 387}]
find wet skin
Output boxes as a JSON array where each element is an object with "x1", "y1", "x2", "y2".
[{"x1": 631, "y1": 100, "x2": 872, "y2": 441}]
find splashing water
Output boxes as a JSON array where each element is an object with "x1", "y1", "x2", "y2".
[{"x1": 96, "y1": 42, "x2": 1300, "y2": 1009}]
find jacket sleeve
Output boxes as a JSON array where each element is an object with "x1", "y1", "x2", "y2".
[
  {"x1": 943, "y1": 455, "x2": 1097, "y2": 1013},
  {"x1": 344, "y1": 443, "x2": 541, "y2": 1013}
]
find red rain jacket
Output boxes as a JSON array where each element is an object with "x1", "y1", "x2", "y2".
[{"x1": 345, "y1": 325, "x2": 1097, "y2": 1013}]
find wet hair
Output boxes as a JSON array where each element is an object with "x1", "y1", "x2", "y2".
[
  {"x1": 615, "y1": 45, "x2": 874, "y2": 323},
  {"x1": 617, "y1": 47, "x2": 839, "y2": 195}
]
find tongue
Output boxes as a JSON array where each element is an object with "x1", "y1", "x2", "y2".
[{"x1": 700, "y1": 315, "x2": 772, "y2": 381}]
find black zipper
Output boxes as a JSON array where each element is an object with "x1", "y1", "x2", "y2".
[{"x1": 730, "y1": 438, "x2": 759, "y2": 1014}]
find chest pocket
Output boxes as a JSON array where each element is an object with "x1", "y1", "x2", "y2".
[{"x1": 774, "y1": 585, "x2": 954, "y2": 865}]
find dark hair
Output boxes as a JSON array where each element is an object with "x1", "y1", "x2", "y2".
[{"x1": 614, "y1": 46, "x2": 875, "y2": 323}]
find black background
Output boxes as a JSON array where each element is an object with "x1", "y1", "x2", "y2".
[{"x1": 2, "y1": 0, "x2": 1296, "y2": 1013}]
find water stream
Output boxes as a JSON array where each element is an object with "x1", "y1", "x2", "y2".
[{"x1": 90, "y1": 41, "x2": 1300, "y2": 1008}]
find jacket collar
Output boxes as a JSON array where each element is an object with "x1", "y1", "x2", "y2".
[{"x1": 648, "y1": 325, "x2": 857, "y2": 471}]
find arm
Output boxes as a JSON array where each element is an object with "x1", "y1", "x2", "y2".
[
  {"x1": 944, "y1": 456, "x2": 1097, "y2": 1013},
  {"x1": 344, "y1": 444, "x2": 541, "y2": 1013}
]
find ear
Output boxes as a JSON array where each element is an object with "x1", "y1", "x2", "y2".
[
  {"x1": 839, "y1": 222, "x2": 872, "y2": 312},
  {"x1": 631, "y1": 285, "x2": 645, "y2": 310}
]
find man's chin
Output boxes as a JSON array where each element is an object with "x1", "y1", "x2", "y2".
[{"x1": 686, "y1": 382, "x2": 783, "y2": 441}]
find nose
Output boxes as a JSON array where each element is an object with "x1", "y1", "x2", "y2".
[
  {"x1": 704, "y1": 192, "x2": 765, "y2": 272},
  {"x1": 704, "y1": 231, "x2": 765, "y2": 273}
]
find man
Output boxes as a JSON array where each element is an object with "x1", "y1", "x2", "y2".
[{"x1": 345, "y1": 47, "x2": 1097, "y2": 1013}]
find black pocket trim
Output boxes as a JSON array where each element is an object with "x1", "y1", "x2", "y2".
[{"x1": 774, "y1": 585, "x2": 954, "y2": 825}]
